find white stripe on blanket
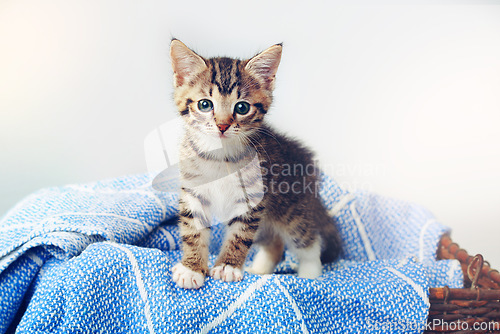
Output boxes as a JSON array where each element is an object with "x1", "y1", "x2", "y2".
[
  {"x1": 111, "y1": 243, "x2": 156, "y2": 334},
  {"x1": 350, "y1": 203, "x2": 376, "y2": 261},
  {"x1": 275, "y1": 278, "x2": 309, "y2": 334},
  {"x1": 198, "y1": 275, "x2": 270, "y2": 334},
  {"x1": 386, "y1": 267, "x2": 430, "y2": 308}
]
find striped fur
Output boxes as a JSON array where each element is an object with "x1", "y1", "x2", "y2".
[{"x1": 170, "y1": 40, "x2": 341, "y2": 289}]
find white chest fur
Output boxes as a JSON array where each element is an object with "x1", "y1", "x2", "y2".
[{"x1": 181, "y1": 154, "x2": 264, "y2": 226}]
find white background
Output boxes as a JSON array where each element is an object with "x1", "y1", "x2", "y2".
[{"x1": 1, "y1": 1, "x2": 499, "y2": 267}]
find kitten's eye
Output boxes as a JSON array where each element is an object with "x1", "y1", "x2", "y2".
[
  {"x1": 197, "y1": 99, "x2": 213, "y2": 112},
  {"x1": 234, "y1": 102, "x2": 250, "y2": 115}
]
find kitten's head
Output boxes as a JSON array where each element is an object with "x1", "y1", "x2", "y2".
[{"x1": 170, "y1": 39, "x2": 281, "y2": 141}]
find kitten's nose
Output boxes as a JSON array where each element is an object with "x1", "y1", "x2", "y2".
[{"x1": 217, "y1": 124, "x2": 230, "y2": 134}]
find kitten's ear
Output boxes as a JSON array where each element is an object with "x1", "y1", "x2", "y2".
[
  {"x1": 170, "y1": 39, "x2": 207, "y2": 87},
  {"x1": 245, "y1": 44, "x2": 282, "y2": 87}
]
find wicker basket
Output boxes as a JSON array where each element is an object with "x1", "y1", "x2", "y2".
[{"x1": 425, "y1": 234, "x2": 500, "y2": 333}]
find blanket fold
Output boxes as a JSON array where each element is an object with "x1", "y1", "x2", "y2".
[{"x1": 0, "y1": 173, "x2": 463, "y2": 334}]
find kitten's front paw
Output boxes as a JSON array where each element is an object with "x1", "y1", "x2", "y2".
[
  {"x1": 298, "y1": 260, "x2": 323, "y2": 279},
  {"x1": 172, "y1": 263, "x2": 205, "y2": 289},
  {"x1": 210, "y1": 265, "x2": 243, "y2": 282},
  {"x1": 245, "y1": 265, "x2": 271, "y2": 275},
  {"x1": 245, "y1": 249, "x2": 277, "y2": 275}
]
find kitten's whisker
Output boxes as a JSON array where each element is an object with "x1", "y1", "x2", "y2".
[
  {"x1": 246, "y1": 131, "x2": 270, "y2": 153},
  {"x1": 240, "y1": 132, "x2": 272, "y2": 164},
  {"x1": 252, "y1": 127, "x2": 282, "y2": 147}
]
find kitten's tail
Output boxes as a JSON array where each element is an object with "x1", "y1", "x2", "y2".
[{"x1": 320, "y1": 216, "x2": 342, "y2": 264}]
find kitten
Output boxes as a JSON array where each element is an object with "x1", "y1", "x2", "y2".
[{"x1": 170, "y1": 39, "x2": 341, "y2": 289}]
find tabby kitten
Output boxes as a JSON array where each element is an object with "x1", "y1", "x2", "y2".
[{"x1": 170, "y1": 39, "x2": 341, "y2": 289}]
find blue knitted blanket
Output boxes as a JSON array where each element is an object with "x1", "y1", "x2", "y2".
[{"x1": 0, "y1": 173, "x2": 463, "y2": 333}]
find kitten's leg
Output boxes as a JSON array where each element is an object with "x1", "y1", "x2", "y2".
[
  {"x1": 172, "y1": 199, "x2": 210, "y2": 289},
  {"x1": 247, "y1": 234, "x2": 284, "y2": 275},
  {"x1": 293, "y1": 237, "x2": 323, "y2": 279},
  {"x1": 282, "y1": 215, "x2": 324, "y2": 279},
  {"x1": 210, "y1": 212, "x2": 261, "y2": 282}
]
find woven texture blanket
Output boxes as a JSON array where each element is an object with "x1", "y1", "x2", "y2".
[{"x1": 0, "y1": 173, "x2": 463, "y2": 334}]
